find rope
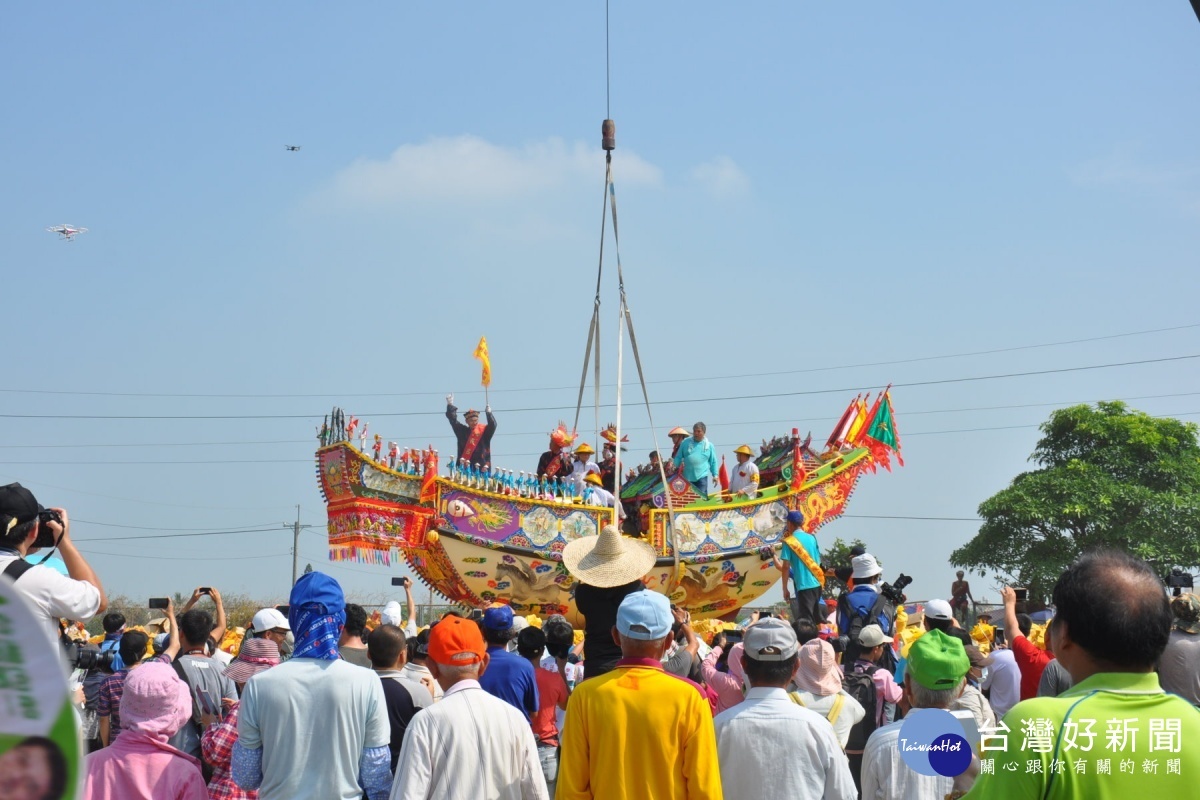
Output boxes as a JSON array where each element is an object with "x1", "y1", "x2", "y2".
[
  {"x1": 604, "y1": 157, "x2": 682, "y2": 588},
  {"x1": 572, "y1": 156, "x2": 611, "y2": 438}
]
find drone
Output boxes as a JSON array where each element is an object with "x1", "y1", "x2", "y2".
[
  {"x1": 285, "y1": 145, "x2": 301, "y2": 152},
  {"x1": 46, "y1": 224, "x2": 88, "y2": 242}
]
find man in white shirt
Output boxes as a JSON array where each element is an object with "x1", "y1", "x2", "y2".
[
  {"x1": 980, "y1": 634, "x2": 1020, "y2": 718},
  {"x1": 0, "y1": 484, "x2": 106, "y2": 638},
  {"x1": 727, "y1": 445, "x2": 760, "y2": 499},
  {"x1": 389, "y1": 615, "x2": 547, "y2": 800},
  {"x1": 861, "y1": 629, "x2": 970, "y2": 800},
  {"x1": 714, "y1": 618, "x2": 856, "y2": 800},
  {"x1": 565, "y1": 443, "x2": 600, "y2": 493}
]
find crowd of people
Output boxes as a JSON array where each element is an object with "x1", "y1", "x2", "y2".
[{"x1": 3, "y1": 483, "x2": 1200, "y2": 800}]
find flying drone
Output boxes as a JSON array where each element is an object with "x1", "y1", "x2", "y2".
[
  {"x1": 285, "y1": 145, "x2": 301, "y2": 152},
  {"x1": 46, "y1": 224, "x2": 88, "y2": 242}
]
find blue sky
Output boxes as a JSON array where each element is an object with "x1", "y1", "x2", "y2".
[{"x1": 4, "y1": 4, "x2": 1199, "y2": 613}]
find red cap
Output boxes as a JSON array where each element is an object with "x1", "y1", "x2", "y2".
[{"x1": 428, "y1": 616, "x2": 485, "y2": 665}]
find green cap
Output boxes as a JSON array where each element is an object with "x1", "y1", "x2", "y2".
[{"x1": 907, "y1": 629, "x2": 970, "y2": 690}]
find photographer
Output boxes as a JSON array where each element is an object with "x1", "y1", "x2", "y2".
[
  {"x1": 0, "y1": 483, "x2": 107, "y2": 636},
  {"x1": 836, "y1": 553, "x2": 898, "y2": 667}
]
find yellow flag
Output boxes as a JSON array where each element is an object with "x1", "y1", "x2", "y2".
[{"x1": 473, "y1": 336, "x2": 491, "y2": 387}]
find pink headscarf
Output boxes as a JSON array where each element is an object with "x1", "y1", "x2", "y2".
[
  {"x1": 119, "y1": 662, "x2": 193, "y2": 742},
  {"x1": 727, "y1": 641, "x2": 747, "y2": 688}
]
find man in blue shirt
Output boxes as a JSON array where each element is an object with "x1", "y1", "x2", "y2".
[
  {"x1": 672, "y1": 422, "x2": 719, "y2": 497},
  {"x1": 773, "y1": 510, "x2": 824, "y2": 625},
  {"x1": 477, "y1": 605, "x2": 539, "y2": 720}
]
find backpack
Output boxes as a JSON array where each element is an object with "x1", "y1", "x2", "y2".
[
  {"x1": 837, "y1": 590, "x2": 897, "y2": 670},
  {"x1": 842, "y1": 663, "x2": 880, "y2": 753}
]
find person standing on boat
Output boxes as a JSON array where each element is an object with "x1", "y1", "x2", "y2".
[
  {"x1": 445, "y1": 393, "x2": 496, "y2": 469},
  {"x1": 727, "y1": 445, "x2": 760, "y2": 500},
  {"x1": 667, "y1": 427, "x2": 689, "y2": 471},
  {"x1": 536, "y1": 424, "x2": 575, "y2": 480},
  {"x1": 673, "y1": 422, "x2": 719, "y2": 498},
  {"x1": 566, "y1": 443, "x2": 600, "y2": 494}
]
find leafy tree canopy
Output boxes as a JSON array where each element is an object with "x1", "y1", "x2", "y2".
[
  {"x1": 950, "y1": 402, "x2": 1200, "y2": 601},
  {"x1": 821, "y1": 536, "x2": 870, "y2": 598}
]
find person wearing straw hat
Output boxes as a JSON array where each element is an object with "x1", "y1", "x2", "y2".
[
  {"x1": 727, "y1": 445, "x2": 760, "y2": 500},
  {"x1": 562, "y1": 524, "x2": 657, "y2": 680},
  {"x1": 565, "y1": 443, "x2": 600, "y2": 494},
  {"x1": 201, "y1": 638, "x2": 281, "y2": 799},
  {"x1": 558, "y1": 590, "x2": 721, "y2": 800},
  {"x1": 672, "y1": 422, "x2": 719, "y2": 498},
  {"x1": 667, "y1": 427, "x2": 689, "y2": 466},
  {"x1": 582, "y1": 472, "x2": 619, "y2": 511}
]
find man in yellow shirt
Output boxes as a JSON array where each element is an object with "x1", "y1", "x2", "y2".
[{"x1": 557, "y1": 590, "x2": 722, "y2": 800}]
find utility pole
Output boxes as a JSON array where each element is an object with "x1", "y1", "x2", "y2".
[{"x1": 283, "y1": 505, "x2": 317, "y2": 588}]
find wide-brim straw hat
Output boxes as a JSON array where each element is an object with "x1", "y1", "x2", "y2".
[
  {"x1": 562, "y1": 524, "x2": 657, "y2": 588},
  {"x1": 574, "y1": 443, "x2": 596, "y2": 455},
  {"x1": 585, "y1": 472, "x2": 604, "y2": 487},
  {"x1": 668, "y1": 427, "x2": 689, "y2": 438},
  {"x1": 734, "y1": 445, "x2": 754, "y2": 456}
]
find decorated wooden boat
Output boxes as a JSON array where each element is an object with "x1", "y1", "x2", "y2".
[{"x1": 317, "y1": 393, "x2": 902, "y2": 623}]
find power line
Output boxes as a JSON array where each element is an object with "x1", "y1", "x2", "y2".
[
  {"x1": 5, "y1": 391, "x2": 1198, "y2": 451},
  {"x1": 75, "y1": 518, "x2": 290, "y2": 531},
  {"x1": 79, "y1": 549, "x2": 290, "y2": 562},
  {"x1": 74, "y1": 527, "x2": 282, "y2": 543},
  {"x1": 0, "y1": 353, "x2": 1195, "y2": 421},
  {"x1": 1, "y1": 321, "x2": 1194, "y2": 399}
]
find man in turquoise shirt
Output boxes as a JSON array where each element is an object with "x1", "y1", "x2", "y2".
[
  {"x1": 966, "y1": 549, "x2": 1200, "y2": 799},
  {"x1": 772, "y1": 510, "x2": 823, "y2": 625},
  {"x1": 672, "y1": 422, "x2": 719, "y2": 498}
]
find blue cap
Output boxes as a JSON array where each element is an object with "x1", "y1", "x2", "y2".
[
  {"x1": 288, "y1": 572, "x2": 345, "y2": 628},
  {"x1": 616, "y1": 591, "x2": 673, "y2": 641},
  {"x1": 482, "y1": 605, "x2": 514, "y2": 632},
  {"x1": 786, "y1": 510, "x2": 805, "y2": 526}
]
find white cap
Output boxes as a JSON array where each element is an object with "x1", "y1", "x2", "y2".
[
  {"x1": 924, "y1": 599, "x2": 954, "y2": 621},
  {"x1": 252, "y1": 608, "x2": 290, "y2": 632},
  {"x1": 851, "y1": 553, "x2": 883, "y2": 580}
]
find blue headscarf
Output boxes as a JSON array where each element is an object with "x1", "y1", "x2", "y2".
[{"x1": 288, "y1": 572, "x2": 346, "y2": 661}]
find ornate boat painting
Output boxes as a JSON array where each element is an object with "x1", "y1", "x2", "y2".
[{"x1": 316, "y1": 393, "x2": 903, "y2": 624}]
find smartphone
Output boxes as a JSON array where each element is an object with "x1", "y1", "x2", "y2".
[
  {"x1": 1013, "y1": 587, "x2": 1028, "y2": 602},
  {"x1": 196, "y1": 688, "x2": 219, "y2": 717},
  {"x1": 724, "y1": 629, "x2": 744, "y2": 645},
  {"x1": 199, "y1": 587, "x2": 212, "y2": 594},
  {"x1": 391, "y1": 577, "x2": 411, "y2": 587},
  {"x1": 148, "y1": 597, "x2": 170, "y2": 610}
]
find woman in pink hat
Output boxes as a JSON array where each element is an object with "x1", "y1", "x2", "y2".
[
  {"x1": 789, "y1": 638, "x2": 866, "y2": 748},
  {"x1": 200, "y1": 638, "x2": 281, "y2": 800},
  {"x1": 84, "y1": 661, "x2": 208, "y2": 799}
]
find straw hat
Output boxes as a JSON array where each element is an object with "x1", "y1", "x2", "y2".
[
  {"x1": 584, "y1": 472, "x2": 604, "y2": 487},
  {"x1": 574, "y1": 443, "x2": 596, "y2": 455},
  {"x1": 668, "y1": 427, "x2": 689, "y2": 438},
  {"x1": 562, "y1": 524, "x2": 657, "y2": 588},
  {"x1": 734, "y1": 445, "x2": 754, "y2": 457}
]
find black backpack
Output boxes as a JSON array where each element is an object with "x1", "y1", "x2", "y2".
[{"x1": 842, "y1": 662, "x2": 880, "y2": 752}]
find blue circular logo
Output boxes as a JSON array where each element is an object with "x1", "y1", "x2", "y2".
[{"x1": 897, "y1": 708, "x2": 971, "y2": 777}]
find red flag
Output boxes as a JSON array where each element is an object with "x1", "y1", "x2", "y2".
[
  {"x1": 825, "y1": 395, "x2": 860, "y2": 450},
  {"x1": 718, "y1": 455, "x2": 730, "y2": 491}
]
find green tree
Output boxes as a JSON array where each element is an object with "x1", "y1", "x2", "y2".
[{"x1": 950, "y1": 402, "x2": 1200, "y2": 601}]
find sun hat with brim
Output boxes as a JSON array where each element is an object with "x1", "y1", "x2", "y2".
[
  {"x1": 857, "y1": 624, "x2": 893, "y2": 648},
  {"x1": 733, "y1": 445, "x2": 754, "y2": 457},
  {"x1": 1171, "y1": 593, "x2": 1200, "y2": 634},
  {"x1": 851, "y1": 553, "x2": 883, "y2": 580},
  {"x1": 561, "y1": 524, "x2": 657, "y2": 588},
  {"x1": 574, "y1": 443, "x2": 596, "y2": 455},
  {"x1": 668, "y1": 427, "x2": 689, "y2": 438},
  {"x1": 584, "y1": 472, "x2": 604, "y2": 487},
  {"x1": 907, "y1": 629, "x2": 971, "y2": 690},
  {"x1": 225, "y1": 638, "x2": 281, "y2": 684},
  {"x1": 795, "y1": 638, "x2": 842, "y2": 695}
]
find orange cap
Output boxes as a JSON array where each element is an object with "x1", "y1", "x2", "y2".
[{"x1": 428, "y1": 616, "x2": 485, "y2": 665}]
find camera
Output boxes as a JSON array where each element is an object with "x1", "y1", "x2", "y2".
[
  {"x1": 819, "y1": 631, "x2": 850, "y2": 654},
  {"x1": 880, "y1": 573, "x2": 912, "y2": 606},
  {"x1": 63, "y1": 641, "x2": 116, "y2": 672},
  {"x1": 1167, "y1": 568, "x2": 1195, "y2": 596},
  {"x1": 33, "y1": 509, "x2": 64, "y2": 549}
]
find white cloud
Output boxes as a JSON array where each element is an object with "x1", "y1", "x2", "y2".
[
  {"x1": 688, "y1": 155, "x2": 750, "y2": 198},
  {"x1": 325, "y1": 135, "x2": 663, "y2": 208}
]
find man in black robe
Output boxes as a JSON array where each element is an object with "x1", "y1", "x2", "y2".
[{"x1": 445, "y1": 393, "x2": 496, "y2": 468}]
